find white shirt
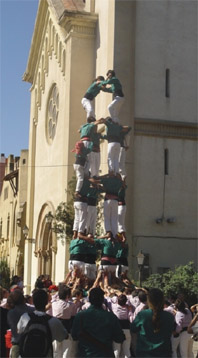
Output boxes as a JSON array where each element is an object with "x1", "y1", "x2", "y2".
[{"x1": 51, "y1": 299, "x2": 74, "y2": 319}]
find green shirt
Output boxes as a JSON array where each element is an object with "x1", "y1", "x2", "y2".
[
  {"x1": 78, "y1": 178, "x2": 90, "y2": 198},
  {"x1": 71, "y1": 305, "x2": 125, "y2": 357},
  {"x1": 100, "y1": 176, "x2": 122, "y2": 196},
  {"x1": 92, "y1": 132, "x2": 103, "y2": 150},
  {"x1": 118, "y1": 185, "x2": 126, "y2": 203},
  {"x1": 130, "y1": 309, "x2": 174, "y2": 357},
  {"x1": 101, "y1": 77, "x2": 122, "y2": 94},
  {"x1": 69, "y1": 239, "x2": 89, "y2": 255},
  {"x1": 87, "y1": 185, "x2": 104, "y2": 201},
  {"x1": 94, "y1": 239, "x2": 119, "y2": 257},
  {"x1": 80, "y1": 123, "x2": 95, "y2": 139},
  {"x1": 105, "y1": 120, "x2": 123, "y2": 139},
  {"x1": 116, "y1": 242, "x2": 128, "y2": 259},
  {"x1": 84, "y1": 82, "x2": 101, "y2": 99},
  {"x1": 85, "y1": 243, "x2": 97, "y2": 256}
]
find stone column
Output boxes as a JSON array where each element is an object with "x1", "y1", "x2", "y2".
[{"x1": 23, "y1": 95, "x2": 37, "y2": 294}]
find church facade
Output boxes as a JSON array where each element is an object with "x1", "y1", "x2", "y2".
[{"x1": 22, "y1": 0, "x2": 197, "y2": 292}]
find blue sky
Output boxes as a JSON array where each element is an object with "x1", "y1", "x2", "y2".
[{"x1": 0, "y1": 0, "x2": 39, "y2": 157}]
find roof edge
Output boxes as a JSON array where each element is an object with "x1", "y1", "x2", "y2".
[{"x1": 23, "y1": 0, "x2": 48, "y2": 83}]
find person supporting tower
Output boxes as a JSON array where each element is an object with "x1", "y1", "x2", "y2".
[
  {"x1": 81, "y1": 76, "x2": 107, "y2": 120},
  {"x1": 118, "y1": 178, "x2": 127, "y2": 242},
  {"x1": 90, "y1": 173, "x2": 123, "y2": 239},
  {"x1": 102, "y1": 117, "x2": 131, "y2": 175},
  {"x1": 86, "y1": 182, "x2": 104, "y2": 236},
  {"x1": 116, "y1": 235, "x2": 129, "y2": 279},
  {"x1": 101, "y1": 70, "x2": 124, "y2": 123},
  {"x1": 89, "y1": 129, "x2": 103, "y2": 178},
  {"x1": 72, "y1": 141, "x2": 92, "y2": 196},
  {"x1": 119, "y1": 127, "x2": 131, "y2": 180},
  {"x1": 87, "y1": 233, "x2": 119, "y2": 285},
  {"x1": 79, "y1": 117, "x2": 103, "y2": 176},
  {"x1": 73, "y1": 177, "x2": 90, "y2": 239}
]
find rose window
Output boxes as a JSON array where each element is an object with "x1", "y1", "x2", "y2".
[{"x1": 46, "y1": 84, "x2": 59, "y2": 143}]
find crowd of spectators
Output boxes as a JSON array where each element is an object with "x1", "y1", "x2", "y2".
[{"x1": 0, "y1": 272, "x2": 198, "y2": 358}]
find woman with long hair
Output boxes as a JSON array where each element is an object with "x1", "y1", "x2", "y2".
[{"x1": 130, "y1": 288, "x2": 174, "y2": 357}]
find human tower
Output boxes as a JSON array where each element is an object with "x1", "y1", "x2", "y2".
[{"x1": 69, "y1": 70, "x2": 131, "y2": 285}]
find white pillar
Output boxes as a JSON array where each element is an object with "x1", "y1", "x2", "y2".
[{"x1": 23, "y1": 239, "x2": 34, "y2": 294}]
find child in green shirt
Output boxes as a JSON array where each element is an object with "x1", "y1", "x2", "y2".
[{"x1": 101, "y1": 70, "x2": 124, "y2": 123}]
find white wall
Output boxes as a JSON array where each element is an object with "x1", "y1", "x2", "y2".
[
  {"x1": 135, "y1": 1, "x2": 197, "y2": 122},
  {"x1": 132, "y1": 136, "x2": 197, "y2": 237}
]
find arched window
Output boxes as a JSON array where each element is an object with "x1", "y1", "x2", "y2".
[
  {"x1": 55, "y1": 33, "x2": 58, "y2": 58},
  {"x1": 41, "y1": 55, "x2": 45, "y2": 91},
  {"x1": 59, "y1": 42, "x2": 62, "y2": 66},
  {"x1": 44, "y1": 37, "x2": 49, "y2": 73}
]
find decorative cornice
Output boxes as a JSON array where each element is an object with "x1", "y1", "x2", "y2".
[
  {"x1": 134, "y1": 118, "x2": 198, "y2": 140},
  {"x1": 59, "y1": 10, "x2": 97, "y2": 26},
  {"x1": 59, "y1": 12, "x2": 98, "y2": 40},
  {"x1": 66, "y1": 22, "x2": 96, "y2": 38}
]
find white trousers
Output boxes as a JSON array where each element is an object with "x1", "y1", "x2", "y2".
[
  {"x1": 116, "y1": 265, "x2": 128, "y2": 277},
  {"x1": 73, "y1": 201, "x2": 88, "y2": 233},
  {"x1": 84, "y1": 263, "x2": 97, "y2": 280},
  {"x1": 172, "y1": 331, "x2": 191, "y2": 358},
  {"x1": 118, "y1": 204, "x2": 126, "y2": 233},
  {"x1": 113, "y1": 328, "x2": 131, "y2": 358},
  {"x1": 192, "y1": 339, "x2": 198, "y2": 358},
  {"x1": 89, "y1": 151, "x2": 100, "y2": 177},
  {"x1": 82, "y1": 140, "x2": 92, "y2": 172},
  {"x1": 68, "y1": 260, "x2": 85, "y2": 274},
  {"x1": 81, "y1": 97, "x2": 95, "y2": 119},
  {"x1": 53, "y1": 334, "x2": 78, "y2": 358},
  {"x1": 86, "y1": 205, "x2": 97, "y2": 235},
  {"x1": 108, "y1": 142, "x2": 121, "y2": 174},
  {"x1": 119, "y1": 146, "x2": 126, "y2": 179},
  {"x1": 108, "y1": 96, "x2": 124, "y2": 123},
  {"x1": 104, "y1": 199, "x2": 118, "y2": 237},
  {"x1": 99, "y1": 264, "x2": 117, "y2": 273},
  {"x1": 73, "y1": 164, "x2": 89, "y2": 193}
]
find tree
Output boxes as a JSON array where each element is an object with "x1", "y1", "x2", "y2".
[
  {"x1": 50, "y1": 177, "x2": 76, "y2": 240},
  {"x1": 143, "y1": 261, "x2": 198, "y2": 306},
  {"x1": 0, "y1": 259, "x2": 10, "y2": 289}
]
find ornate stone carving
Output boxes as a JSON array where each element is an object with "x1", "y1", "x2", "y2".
[
  {"x1": 35, "y1": 247, "x2": 43, "y2": 257},
  {"x1": 51, "y1": 245, "x2": 57, "y2": 254}
]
